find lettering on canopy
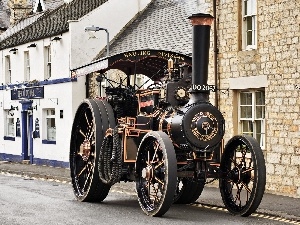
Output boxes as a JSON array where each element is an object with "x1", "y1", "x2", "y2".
[{"x1": 122, "y1": 50, "x2": 187, "y2": 62}]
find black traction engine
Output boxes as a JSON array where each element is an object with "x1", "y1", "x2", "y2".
[{"x1": 69, "y1": 13, "x2": 266, "y2": 217}]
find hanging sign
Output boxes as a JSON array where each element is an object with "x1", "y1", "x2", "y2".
[{"x1": 11, "y1": 86, "x2": 44, "y2": 100}]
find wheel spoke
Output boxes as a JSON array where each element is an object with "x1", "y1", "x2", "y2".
[
  {"x1": 79, "y1": 129, "x2": 87, "y2": 139},
  {"x1": 234, "y1": 184, "x2": 242, "y2": 207},
  {"x1": 154, "y1": 161, "x2": 164, "y2": 170},
  {"x1": 154, "y1": 176, "x2": 165, "y2": 186},
  {"x1": 242, "y1": 167, "x2": 253, "y2": 173},
  {"x1": 151, "y1": 143, "x2": 159, "y2": 163},
  {"x1": 77, "y1": 164, "x2": 88, "y2": 177},
  {"x1": 82, "y1": 164, "x2": 94, "y2": 192},
  {"x1": 85, "y1": 112, "x2": 91, "y2": 128},
  {"x1": 241, "y1": 181, "x2": 252, "y2": 194}
]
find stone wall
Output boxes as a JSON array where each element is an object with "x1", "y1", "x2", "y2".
[
  {"x1": 7, "y1": 0, "x2": 32, "y2": 25},
  {"x1": 216, "y1": 0, "x2": 300, "y2": 197}
]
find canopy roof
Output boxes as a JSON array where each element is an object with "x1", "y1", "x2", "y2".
[{"x1": 72, "y1": 49, "x2": 192, "y2": 81}]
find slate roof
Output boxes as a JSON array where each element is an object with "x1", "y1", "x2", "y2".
[
  {"x1": 0, "y1": 0, "x2": 108, "y2": 50},
  {"x1": 97, "y1": 0, "x2": 204, "y2": 59}
]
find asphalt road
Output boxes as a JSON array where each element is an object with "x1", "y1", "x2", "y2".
[{"x1": 0, "y1": 173, "x2": 291, "y2": 225}]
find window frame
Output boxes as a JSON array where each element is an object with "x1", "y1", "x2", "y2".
[
  {"x1": 24, "y1": 51, "x2": 30, "y2": 81},
  {"x1": 242, "y1": 0, "x2": 257, "y2": 50},
  {"x1": 44, "y1": 109, "x2": 56, "y2": 141},
  {"x1": 238, "y1": 89, "x2": 265, "y2": 149},
  {"x1": 45, "y1": 46, "x2": 51, "y2": 79},
  {"x1": 5, "y1": 55, "x2": 11, "y2": 84},
  {"x1": 5, "y1": 110, "x2": 15, "y2": 137}
]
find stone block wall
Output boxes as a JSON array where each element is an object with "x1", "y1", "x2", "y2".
[{"x1": 215, "y1": 0, "x2": 300, "y2": 197}]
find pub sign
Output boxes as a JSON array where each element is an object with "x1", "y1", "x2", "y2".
[{"x1": 11, "y1": 86, "x2": 44, "y2": 100}]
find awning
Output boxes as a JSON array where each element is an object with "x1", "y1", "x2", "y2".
[{"x1": 71, "y1": 49, "x2": 192, "y2": 81}]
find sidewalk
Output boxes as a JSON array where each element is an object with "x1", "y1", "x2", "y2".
[{"x1": 0, "y1": 160, "x2": 299, "y2": 222}]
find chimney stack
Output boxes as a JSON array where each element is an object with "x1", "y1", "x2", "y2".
[
  {"x1": 7, "y1": 0, "x2": 32, "y2": 25},
  {"x1": 188, "y1": 13, "x2": 214, "y2": 87}
]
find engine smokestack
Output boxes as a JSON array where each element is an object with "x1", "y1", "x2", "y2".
[{"x1": 188, "y1": 13, "x2": 214, "y2": 89}]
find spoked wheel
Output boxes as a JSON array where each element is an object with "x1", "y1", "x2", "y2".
[
  {"x1": 174, "y1": 178, "x2": 205, "y2": 204},
  {"x1": 70, "y1": 99, "x2": 115, "y2": 202},
  {"x1": 219, "y1": 135, "x2": 266, "y2": 216},
  {"x1": 135, "y1": 131, "x2": 177, "y2": 216}
]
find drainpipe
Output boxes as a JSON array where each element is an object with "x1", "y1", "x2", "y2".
[
  {"x1": 213, "y1": 0, "x2": 219, "y2": 109},
  {"x1": 86, "y1": 74, "x2": 89, "y2": 98}
]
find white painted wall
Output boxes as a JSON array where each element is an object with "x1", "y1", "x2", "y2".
[
  {"x1": 0, "y1": 30, "x2": 76, "y2": 163},
  {"x1": 0, "y1": 0, "x2": 153, "y2": 165},
  {"x1": 69, "y1": 0, "x2": 152, "y2": 69}
]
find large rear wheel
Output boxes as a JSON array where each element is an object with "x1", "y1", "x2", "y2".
[
  {"x1": 135, "y1": 131, "x2": 177, "y2": 216},
  {"x1": 219, "y1": 135, "x2": 266, "y2": 216},
  {"x1": 69, "y1": 99, "x2": 115, "y2": 202}
]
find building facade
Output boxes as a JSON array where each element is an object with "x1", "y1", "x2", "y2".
[
  {"x1": 216, "y1": 0, "x2": 299, "y2": 198},
  {"x1": 0, "y1": 0, "x2": 152, "y2": 166},
  {"x1": 0, "y1": 0, "x2": 299, "y2": 198}
]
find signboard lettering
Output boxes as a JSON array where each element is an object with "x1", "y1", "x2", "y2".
[
  {"x1": 123, "y1": 50, "x2": 186, "y2": 62},
  {"x1": 11, "y1": 86, "x2": 44, "y2": 100}
]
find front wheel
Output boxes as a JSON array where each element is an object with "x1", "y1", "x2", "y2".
[
  {"x1": 219, "y1": 135, "x2": 266, "y2": 216},
  {"x1": 135, "y1": 131, "x2": 177, "y2": 216}
]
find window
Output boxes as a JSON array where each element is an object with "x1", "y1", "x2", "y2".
[
  {"x1": 45, "y1": 46, "x2": 51, "y2": 79},
  {"x1": 6, "y1": 111, "x2": 15, "y2": 137},
  {"x1": 99, "y1": 80, "x2": 106, "y2": 97},
  {"x1": 24, "y1": 51, "x2": 30, "y2": 81},
  {"x1": 239, "y1": 90, "x2": 265, "y2": 148},
  {"x1": 242, "y1": 0, "x2": 257, "y2": 50},
  {"x1": 45, "y1": 109, "x2": 56, "y2": 141},
  {"x1": 135, "y1": 74, "x2": 144, "y2": 88},
  {"x1": 5, "y1": 55, "x2": 11, "y2": 83}
]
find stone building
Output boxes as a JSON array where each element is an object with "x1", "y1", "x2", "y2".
[{"x1": 216, "y1": 0, "x2": 299, "y2": 198}]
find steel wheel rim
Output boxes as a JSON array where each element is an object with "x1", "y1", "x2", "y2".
[
  {"x1": 221, "y1": 139, "x2": 257, "y2": 212},
  {"x1": 136, "y1": 137, "x2": 166, "y2": 211},
  {"x1": 71, "y1": 103, "x2": 96, "y2": 198}
]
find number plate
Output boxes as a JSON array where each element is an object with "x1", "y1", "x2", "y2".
[{"x1": 191, "y1": 84, "x2": 216, "y2": 92}]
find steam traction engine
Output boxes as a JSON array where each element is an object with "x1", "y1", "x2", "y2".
[{"x1": 70, "y1": 13, "x2": 266, "y2": 217}]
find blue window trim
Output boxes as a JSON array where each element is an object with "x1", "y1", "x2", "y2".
[
  {"x1": 3, "y1": 136, "x2": 16, "y2": 141},
  {"x1": 42, "y1": 140, "x2": 56, "y2": 145},
  {"x1": 0, "y1": 77, "x2": 77, "y2": 90}
]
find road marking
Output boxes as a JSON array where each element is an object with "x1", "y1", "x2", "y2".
[
  {"x1": 0, "y1": 171, "x2": 72, "y2": 185},
  {"x1": 1, "y1": 171, "x2": 299, "y2": 225},
  {"x1": 191, "y1": 203, "x2": 300, "y2": 225}
]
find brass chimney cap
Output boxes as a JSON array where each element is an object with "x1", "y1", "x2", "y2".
[{"x1": 188, "y1": 13, "x2": 214, "y2": 26}]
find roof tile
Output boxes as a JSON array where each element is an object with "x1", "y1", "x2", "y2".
[
  {"x1": 97, "y1": 0, "x2": 200, "y2": 59},
  {"x1": 0, "y1": 0, "x2": 108, "y2": 50}
]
